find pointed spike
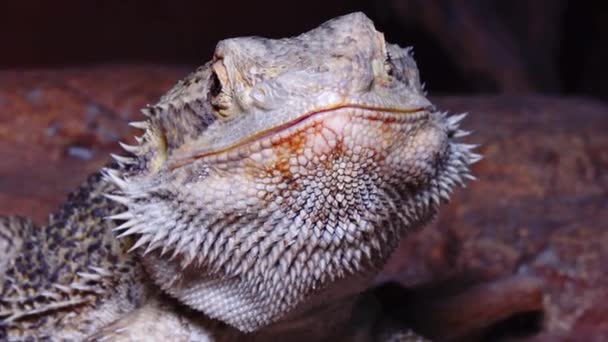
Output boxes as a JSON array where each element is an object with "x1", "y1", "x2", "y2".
[
  {"x1": 128, "y1": 121, "x2": 149, "y2": 129},
  {"x1": 169, "y1": 245, "x2": 182, "y2": 261},
  {"x1": 431, "y1": 192, "x2": 441, "y2": 206},
  {"x1": 161, "y1": 232, "x2": 181, "y2": 256},
  {"x1": 342, "y1": 260, "x2": 354, "y2": 275},
  {"x1": 454, "y1": 129, "x2": 472, "y2": 138},
  {"x1": 142, "y1": 241, "x2": 162, "y2": 256},
  {"x1": 52, "y1": 284, "x2": 72, "y2": 293},
  {"x1": 140, "y1": 106, "x2": 154, "y2": 117},
  {"x1": 103, "y1": 193, "x2": 131, "y2": 206},
  {"x1": 128, "y1": 191, "x2": 149, "y2": 200},
  {"x1": 143, "y1": 230, "x2": 169, "y2": 255},
  {"x1": 160, "y1": 244, "x2": 171, "y2": 257},
  {"x1": 110, "y1": 153, "x2": 135, "y2": 165},
  {"x1": 116, "y1": 225, "x2": 144, "y2": 238},
  {"x1": 166, "y1": 229, "x2": 182, "y2": 246},
  {"x1": 182, "y1": 255, "x2": 195, "y2": 270},
  {"x1": 69, "y1": 282, "x2": 96, "y2": 292},
  {"x1": 106, "y1": 211, "x2": 134, "y2": 221},
  {"x1": 370, "y1": 237, "x2": 381, "y2": 251},
  {"x1": 448, "y1": 112, "x2": 468, "y2": 126},
  {"x1": 439, "y1": 189, "x2": 450, "y2": 201},
  {"x1": 187, "y1": 242, "x2": 199, "y2": 264},
  {"x1": 89, "y1": 266, "x2": 112, "y2": 277},
  {"x1": 446, "y1": 165, "x2": 458, "y2": 175},
  {"x1": 128, "y1": 235, "x2": 152, "y2": 253},
  {"x1": 469, "y1": 153, "x2": 483, "y2": 163},
  {"x1": 40, "y1": 290, "x2": 62, "y2": 301},
  {"x1": 103, "y1": 168, "x2": 128, "y2": 189},
  {"x1": 461, "y1": 143, "x2": 480, "y2": 151},
  {"x1": 464, "y1": 174, "x2": 478, "y2": 181},
  {"x1": 174, "y1": 233, "x2": 192, "y2": 256},
  {"x1": 450, "y1": 154, "x2": 464, "y2": 166},
  {"x1": 148, "y1": 228, "x2": 167, "y2": 246},
  {"x1": 113, "y1": 219, "x2": 137, "y2": 232},
  {"x1": 440, "y1": 178, "x2": 454, "y2": 189},
  {"x1": 448, "y1": 173, "x2": 464, "y2": 186},
  {"x1": 76, "y1": 272, "x2": 102, "y2": 281},
  {"x1": 119, "y1": 141, "x2": 141, "y2": 154}
]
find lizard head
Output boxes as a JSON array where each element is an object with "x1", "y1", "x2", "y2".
[{"x1": 105, "y1": 12, "x2": 479, "y2": 333}]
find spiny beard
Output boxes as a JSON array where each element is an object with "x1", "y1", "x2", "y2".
[{"x1": 102, "y1": 111, "x2": 480, "y2": 331}]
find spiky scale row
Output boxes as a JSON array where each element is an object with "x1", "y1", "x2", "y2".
[{"x1": 107, "y1": 134, "x2": 478, "y2": 267}]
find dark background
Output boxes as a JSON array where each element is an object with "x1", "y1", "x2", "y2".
[{"x1": 1, "y1": 0, "x2": 607, "y2": 100}]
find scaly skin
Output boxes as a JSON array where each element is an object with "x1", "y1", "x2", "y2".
[
  {"x1": 0, "y1": 173, "x2": 152, "y2": 340},
  {"x1": 0, "y1": 13, "x2": 478, "y2": 340}
]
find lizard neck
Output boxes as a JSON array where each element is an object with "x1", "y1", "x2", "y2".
[{"x1": 1, "y1": 170, "x2": 152, "y2": 339}]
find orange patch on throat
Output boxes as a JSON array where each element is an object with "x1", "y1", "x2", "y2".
[{"x1": 264, "y1": 122, "x2": 320, "y2": 179}]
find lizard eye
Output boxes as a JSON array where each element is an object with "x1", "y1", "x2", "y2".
[
  {"x1": 209, "y1": 71, "x2": 222, "y2": 98},
  {"x1": 209, "y1": 60, "x2": 231, "y2": 116},
  {"x1": 384, "y1": 51, "x2": 394, "y2": 77}
]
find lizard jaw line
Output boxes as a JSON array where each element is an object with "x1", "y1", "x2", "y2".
[{"x1": 168, "y1": 104, "x2": 430, "y2": 170}]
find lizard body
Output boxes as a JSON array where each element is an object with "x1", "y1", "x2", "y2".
[
  {"x1": 0, "y1": 173, "x2": 151, "y2": 340},
  {"x1": 0, "y1": 13, "x2": 478, "y2": 340}
]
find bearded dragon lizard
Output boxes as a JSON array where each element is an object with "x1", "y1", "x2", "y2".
[{"x1": 0, "y1": 12, "x2": 479, "y2": 341}]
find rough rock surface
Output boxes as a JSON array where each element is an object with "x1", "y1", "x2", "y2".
[{"x1": 0, "y1": 67, "x2": 606, "y2": 341}]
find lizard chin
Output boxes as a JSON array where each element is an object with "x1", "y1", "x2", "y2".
[{"x1": 104, "y1": 108, "x2": 479, "y2": 333}]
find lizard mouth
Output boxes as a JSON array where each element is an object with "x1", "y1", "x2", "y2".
[{"x1": 169, "y1": 104, "x2": 431, "y2": 170}]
